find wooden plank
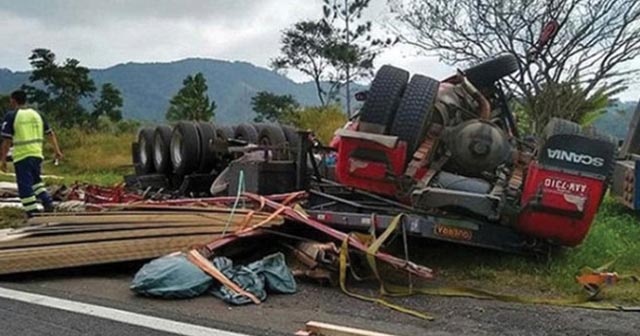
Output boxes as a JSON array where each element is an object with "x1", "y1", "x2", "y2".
[
  {"x1": 0, "y1": 234, "x2": 220, "y2": 275},
  {"x1": 13, "y1": 216, "x2": 280, "y2": 236},
  {"x1": 28, "y1": 213, "x2": 277, "y2": 225},
  {"x1": 0, "y1": 216, "x2": 279, "y2": 246},
  {"x1": 14, "y1": 222, "x2": 235, "y2": 235},
  {"x1": 303, "y1": 321, "x2": 396, "y2": 336},
  {"x1": 0, "y1": 218, "x2": 278, "y2": 255},
  {"x1": 0, "y1": 227, "x2": 230, "y2": 249},
  {"x1": 34, "y1": 210, "x2": 276, "y2": 216},
  {"x1": 81, "y1": 205, "x2": 258, "y2": 214}
]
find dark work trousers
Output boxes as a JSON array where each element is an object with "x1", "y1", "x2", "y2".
[{"x1": 14, "y1": 156, "x2": 53, "y2": 217}]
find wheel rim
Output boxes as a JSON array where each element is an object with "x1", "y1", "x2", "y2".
[
  {"x1": 139, "y1": 138, "x2": 148, "y2": 166},
  {"x1": 171, "y1": 132, "x2": 183, "y2": 168}
]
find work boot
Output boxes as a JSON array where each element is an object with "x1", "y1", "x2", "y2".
[{"x1": 43, "y1": 203, "x2": 55, "y2": 213}]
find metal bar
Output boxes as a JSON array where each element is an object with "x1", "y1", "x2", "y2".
[
  {"x1": 296, "y1": 131, "x2": 310, "y2": 190},
  {"x1": 243, "y1": 193, "x2": 434, "y2": 279},
  {"x1": 319, "y1": 178, "x2": 418, "y2": 213},
  {"x1": 306, "y1": 210, "x2": 549, "y2": 255}
]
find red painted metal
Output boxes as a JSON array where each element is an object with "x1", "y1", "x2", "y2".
[
  {"x1": 334, "y1": 136, "x2": 407, "y2": 197},
  {"x1": 516, "y1": 162, "x2": 606, "y2": 246}
]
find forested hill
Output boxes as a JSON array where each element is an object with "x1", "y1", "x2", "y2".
[
  {"x1": 0, "y1": 58, "x2": 348, "y2": 124},
  {"x1": 593, "y1": 100, "x2": 638, "y2": 141},
  {"x1": 0, "y1": 58, "x2": 635, "y2": 137}
]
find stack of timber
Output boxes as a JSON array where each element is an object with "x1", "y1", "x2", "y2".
[{"x1": 0, "y1": 208, "x2": 283, "y2": 275}]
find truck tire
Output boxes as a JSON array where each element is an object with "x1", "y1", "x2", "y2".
[
  {"x1": 258, "y1": 124, "x2": 287, "y2": 160},
  {"x1": 137, "y1": 127, "x2": 155, "y2": 174},
  {"x1": 464, "y1": 54, "x2": 519, "y2": 89},
  {"x1": 215, "y1": 125, "x2": 235, "y2": 143},
  {"x1": 282, "y1": 125, "x2": 301, "y2": 155},
  {"x1": 170, "y1": 121, "x2": 200, "y2": 176},
  {"x1": 234, "y1": 123, "x2": 259, "y2": 143},
  {"x1": 258, "y1": 124, "x2": 287, "y2": 146},
  {"x1": 152, "y1": 125, "x2": 173, "y2": 174},
  {"x1": 196, "y1": 122, "x2": 217, "y2": 173},
  {"x1": 390, "y1": 75, "x2": 440, "y2": 158},
  {"x1": 358, "y1": 65, "x2": 410, "y2": 134},
  {"x1": 252, "y1": 122, "x2": 267, "y2": 134},
  {"x1": 542, "y1": 118, "x2": 582, "y2": 140}
]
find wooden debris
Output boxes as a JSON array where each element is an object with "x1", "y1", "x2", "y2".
[
  {"x1": 296, "y1": 321, "x2": 396, "y2": 336},
  {"x1": 0, "y1": 209, "x2": 283, "y2": 275}
]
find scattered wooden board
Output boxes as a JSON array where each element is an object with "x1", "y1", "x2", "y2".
[
  {"x1": 0, "y1": 226, "x2": 228, "y2": 249},
  {"x1": 0, "y1": 235, "x2": 220, "y2": 275},
  {"x1": 296, "y1": 321, "x2": 396, "y2": 336},
  {"x1": 0, "y1": 207, "x2": 283, "y2": 275}
]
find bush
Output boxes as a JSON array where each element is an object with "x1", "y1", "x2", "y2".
[{"x1": 286, "y1": 105, "x2": 347, "y2": 144}]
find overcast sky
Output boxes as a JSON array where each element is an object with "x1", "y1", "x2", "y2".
[{"x1": 0, "y1": 0, "x2": 637, "y2": 100}]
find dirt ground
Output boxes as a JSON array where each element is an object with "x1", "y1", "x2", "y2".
[{"x1": 0, "y1": 262, "x2": 638, "y2": 336}]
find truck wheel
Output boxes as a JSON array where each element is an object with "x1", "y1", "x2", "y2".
[
  {"x1": 215, "y1": 125, "x2": 235, "y2": 143},
  {"x1": 252, "y1": 122, "x2": 267, "y2": 134},
  {"x1": 152, "y1": 125, "x2": 173, "y2": 174},
  {"x1": 464, "y1": 54, "x2": 519, "y2": 89},
  {"x1": 258, "y1": 124, "x2": 287, "y2": 160},
  {"x1": 171, "y1": 121, "x2": 200, "y2": 176},
  {"x1": 282, "y1": 125, "x2": 301, "y2": 155},
  {"x1": 358, "y1": 65, "x2": 410, "y2": 134},
  {"x1": 196, "y1": 122, "x2": 217, "y2": 173},
  {"x1": 542, "y1": 118, "x2": 582, "y2": 140},
  {"x1": 390, "y1": 75, "x2": 440, "y2": 158},
  {"x1": 234, "y1": 123, "x2": 259, "y2": 143},
  {"x1": 137, "y1": 127, "x2": 155, "y2": 174}
]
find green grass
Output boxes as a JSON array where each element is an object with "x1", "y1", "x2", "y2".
[
  {"x1": 400, "y1": 197, "x2": 640, "y2": 304},
  {"x1": 1, "y1": 128, "x2": 134, "y2": 186},
  {"x1": 0, "y1": 129, "x2": 134, "y2": 227}
]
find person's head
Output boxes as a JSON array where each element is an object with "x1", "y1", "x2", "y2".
[{"x1": 9, "y1": 90, "x2": 27, "y2": 109}]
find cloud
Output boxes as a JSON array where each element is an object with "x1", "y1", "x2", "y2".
[
  {"x1": 0, "y1": 0, "x2": 636, "y2": 100},
  {"x1": 0, "y1": 0, "x2": 321, "y2": 70}
]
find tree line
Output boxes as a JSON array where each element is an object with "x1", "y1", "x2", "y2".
[{"x1": 0, "y1": 48, "x2": 124, "y2": 128}]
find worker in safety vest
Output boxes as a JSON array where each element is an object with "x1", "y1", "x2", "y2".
[{"x1": 0, "y1": 90, "x2": 63, "y2": 217}]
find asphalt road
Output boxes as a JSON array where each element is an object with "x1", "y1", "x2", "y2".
[
  {"x1": 0, "y1": 297, "x2": 177, "y2": 336},
  {"x1": 0, "y1": 262, "x2": 638, "y2": 336}
]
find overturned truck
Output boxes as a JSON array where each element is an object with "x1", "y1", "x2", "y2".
[{"x1": 131, "y1": 55, "x2": 616, "y2": 255}]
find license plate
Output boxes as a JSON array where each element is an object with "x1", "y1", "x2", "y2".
[{"x1": 434, "y1": 224, "x2": 473, "y2": 241}]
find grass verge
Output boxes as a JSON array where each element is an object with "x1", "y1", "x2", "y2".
[{"x1": 396, "y1": 197, "x2": 640, "y2": 304}]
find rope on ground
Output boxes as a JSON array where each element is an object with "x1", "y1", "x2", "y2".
[{"x1": 343, "y1": 214, "x2": 638, "y2": 319}]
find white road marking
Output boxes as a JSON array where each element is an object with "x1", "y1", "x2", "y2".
[{"x1": 0, "y1": 286, "x2": 250, "y2": 336}]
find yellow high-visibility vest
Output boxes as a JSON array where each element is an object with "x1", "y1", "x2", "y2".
[{"x1": 12, "y1": 108, "x2": 44, "y2": 162}]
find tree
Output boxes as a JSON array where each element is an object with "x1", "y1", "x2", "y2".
[
  {"x1": 251, "y1": 91, "x2": 300, "y2": 122},
  {"x1": 22, "y1": 48, "x2": 97, "y2": 127},
  {"x1": 272, "y1": 20, "x2": 337, "y2": 106},
  {"x1": 92, "y1": 83, "x2": 124, "y2": 122},
  {"x1": 321, "y1": 0, "x2": 395, "y2": 115},
  {"x1": 273, "y1": 2, "x2": 392, "y2": 112},
  {"x1": 289, "y1": 105, "x2": 348, "y2": 144},
  {"x1": 390, "y1": 0, "x2": 640, "y2": 133},
  {"x1": 166, "y1": 73, "x2": 216, "y2": 121}
]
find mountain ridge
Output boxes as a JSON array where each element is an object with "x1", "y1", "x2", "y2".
[{"x1": 0, "y1": 58, "x2": 359, "y2": 124}]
